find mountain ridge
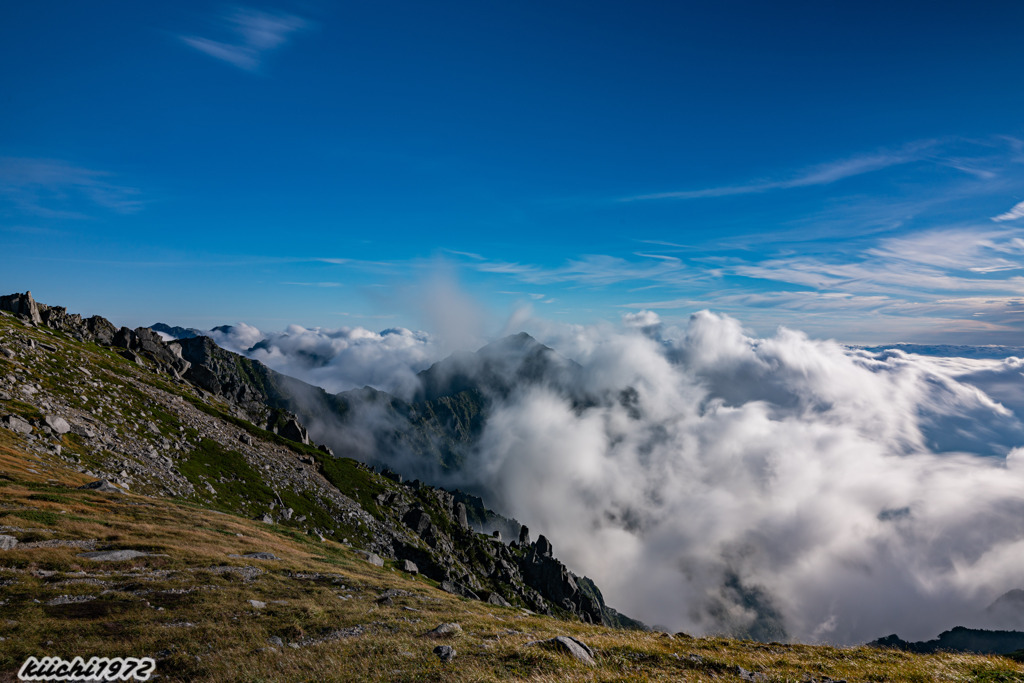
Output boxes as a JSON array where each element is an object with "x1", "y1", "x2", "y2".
[
  {"x1": 3, "y1": 290, "x2": 1024, "y2": 680},
  {"x1": 0, "y1": 290, "x2": 641, "y2": 629}
]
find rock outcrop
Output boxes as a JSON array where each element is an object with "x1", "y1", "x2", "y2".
[{"x1": 0, "y1": 291, "x2": 43, "y2": 325}]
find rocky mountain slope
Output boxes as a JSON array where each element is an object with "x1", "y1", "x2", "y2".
[
  {"x1": 156, "y1": 318, "x2": 591, "y2": 483},
  {"x1": 0, "y1": 291, "x2": 639, "y2": 628}
]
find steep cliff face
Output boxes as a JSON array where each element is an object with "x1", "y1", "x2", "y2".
[{"x1": 0, "y1": 291, "x2": 644, "y2": 629}]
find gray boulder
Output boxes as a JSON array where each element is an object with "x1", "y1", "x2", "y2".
[
  {"x1": 44, "y1": 415, "x2": 71, "y2": 434},
  {"x1": 86, "y1": 316, "x2": 117, "y2": 345},
  {"x1": 71, "y1": 422, "x2": 97, "y2": 439},
  {"x1": 401, "y1": 559, "x2": 419, "y2": 575},
  {"x1": 483, "y1": 591, "x2": 512, "y2": 608},
  {"x1": 425, "y1": 622, "x2": 462, "y2": 638},
  {"x1": 353, "y1": 550, "x2": 384, "y2": 567},
  {"x1": 235, "y1": 552, "x2": 277, "y2": 560},
  {"x1": 403, "y1": 507, "x2": 433, "y2": 535},
  {"x1": 0, "y1": 535, "x2": 18, "y2": 550},
  {"x1": 432, "y1": 645, "x2": 456, "y2": 662},
  {"x1": 4, "y1": 415, "x2": 32, "y2": 435},
  {"x1": 277, "y1": 416, "x2": 309, "y2": 445},
  {"x1": 78, "y1": 479, "x2": 125, "y2": 494},
  {"x1": 78, "y1": 550, "x2": 152, "y2": 562},
  {"x1": 528, "y1": 636, "x2": 595, "y2": 666}
]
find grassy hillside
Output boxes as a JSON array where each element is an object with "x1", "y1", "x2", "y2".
[{"x1": 2, "y1": 465, "x2": 1023, "y2": 681}]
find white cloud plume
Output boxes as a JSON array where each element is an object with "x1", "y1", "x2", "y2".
[
  {"x1": 181, "y1": 6, "x2": 308, "y2": 71},
  {"x1": 621, "y1": 309, "x2": 662, "y2": 337}
]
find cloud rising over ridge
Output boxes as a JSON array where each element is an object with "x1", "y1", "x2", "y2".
[
  {"x1": 428, "y1": 311, "x2": 1024, "y2": 644},
  {"x1": 197, "y1": 307, "x2": 1024, "y2": 644}
]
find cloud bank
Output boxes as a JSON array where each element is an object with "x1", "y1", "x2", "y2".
[
  {"x1": 427, "y1": 312, "x2": 1024, "y2": 644},
  {"x1": 190, "y1": 307, "x2": 1024, "y2": 645},
  {"x1": 200, "y1": 322, "x2": 436, "y2": 398}
]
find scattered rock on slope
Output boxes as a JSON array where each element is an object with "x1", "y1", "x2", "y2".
[
  {"x1": 432, "y1": 645, "x2": 456, "y2": 662},
  {"x1": 527, "y1": 636, "x2": 596, "y2": 666},
  {"x1": 425, "y1": 622, "x2": 463, "y2": 639}
]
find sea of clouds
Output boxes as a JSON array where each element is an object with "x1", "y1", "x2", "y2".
[
  {"x1": 466, "y1": 311, "x2": 1024, "y2": 644},
  {"x1": 183, "y1": 310, "x2": 1024, "y2": 644}
]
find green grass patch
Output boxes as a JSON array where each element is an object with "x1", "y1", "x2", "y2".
[
  {"x1": 2, "y1": 509, "x2": 62, "y2": 526},
  {"x1": 2, "y1": 399, "x2": 43, "y2": 422},
  {"x1": 177, "y1": 438, "x2": 275, "y2": 513},
  {"x1": 277, "y1": 490, "x2": 335, "y2": 531},
  {"x1": 27, "y1": 493, "x2": 73, "y2": 503},
  {"x1": 313, "y1": 455, "x2": 386, "y2": 520},
  {"x1": 971, "y1": 667, "x2": 1024, "y2": 682}
]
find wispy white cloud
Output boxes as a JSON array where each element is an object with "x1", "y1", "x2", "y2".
[
  {"x1": 866, "y1": 228, "x2": 1024, "y2": 274},
  {"x1": 0, "y1": 157, "x2": 144, "y2": 218},
  {"x1": 731, "y1": 258, "x2": 1024, "y2": 296},
  {"x1": 444, "y1": 249, "x2": 486, "y2": 260},
  {"x1": 691, "y1": 227, "x2": 1024, "y2": 303},
  {"x1": 0, "y1": 224, "x2": 68, "y2": 236},
  {"x1": 181, "y1": 6, "x2": 308, "y2": 72},
  {"x1": 281, "y1": 281, "x2": 343, "y2": 287},
  {"x1": 618, "y1": 296, "x2": 700, "y2": 310},
  {"x1": 624, "y1": 141, "x2": 938, "y2": 201},
  {"x1": 609, "y1": 223, "x2": 1024, "y2": 344},
  {"x1": 992, "y1": 200, "x2": 1024, "y2": 222},
  {"x1": 633, "y1": 252, "x2": 682, "y2": 262},
  {"x1": 471, "y1": 252, "x2": 692, "y2": 287}
]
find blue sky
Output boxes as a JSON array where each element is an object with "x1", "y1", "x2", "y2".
[{"x1": 2, "y1": 1, "x2": 1024, "y2": 343}]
